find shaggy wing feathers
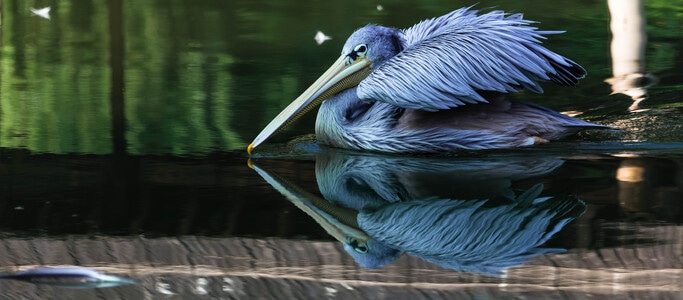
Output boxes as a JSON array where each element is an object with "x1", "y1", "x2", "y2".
[{"x1": 357, "y1": 8, "x2": 586, "y2": 111}]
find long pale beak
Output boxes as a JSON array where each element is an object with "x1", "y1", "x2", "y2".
[
  {"x1": 248, "y1": 56, "x2": 372, "y2": 154},
  {"x1": 248, "y1": 159, "x2": 371, "y2": 251}
]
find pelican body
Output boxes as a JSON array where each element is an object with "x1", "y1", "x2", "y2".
[{"x1": 248, "y1": 7, "x2": 610, "y2": 154}]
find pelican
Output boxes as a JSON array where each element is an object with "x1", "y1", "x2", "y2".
[{"x1": 248, "y1": 7, "x2": 610, "y2": 154}]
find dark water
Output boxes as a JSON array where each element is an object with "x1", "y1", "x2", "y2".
[{"x1": 1, "y1": 0, "x2": 682, "y2": 299}]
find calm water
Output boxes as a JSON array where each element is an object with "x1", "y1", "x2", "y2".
[{"x1": 1, "y1": 0, "x2": 682, "y2": 298}]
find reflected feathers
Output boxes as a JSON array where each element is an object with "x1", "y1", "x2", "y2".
[{"x1": 357, "y1": 184, "x2": 586, "y2": 274}]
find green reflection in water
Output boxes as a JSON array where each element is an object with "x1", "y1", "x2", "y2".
[
  {"x1": 0, "y1": 0, "x2": 682, "y2": 155},
  {"x1": 1, "y1": 0, "x2": 111, "y2": 154},
  {"x1": 124, "y1": 1, "x2": 240, "y2": 155}
]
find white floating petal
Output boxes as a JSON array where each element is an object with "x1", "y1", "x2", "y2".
[{"x1": 314, "y1": 31, "x2": 332, "y2": 45}]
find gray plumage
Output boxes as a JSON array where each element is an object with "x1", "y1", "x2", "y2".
[
  {"x1": 249, "y1": 7, "x2": 612, "y2": 155},
  {"x1": 358, "y1": 8, "x2": 585, "y2": 110}
]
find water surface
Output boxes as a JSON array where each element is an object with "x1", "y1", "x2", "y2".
[{"x1": 1, "y1": 0, "x2": 682, "y2": 298}]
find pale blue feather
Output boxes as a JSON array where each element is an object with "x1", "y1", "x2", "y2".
[{"x1": 357, "y1": 8, "x2": 585, "y2": 111}]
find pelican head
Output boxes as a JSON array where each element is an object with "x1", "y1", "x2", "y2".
[
  {"x1": 248, "y1": 26, "x2": 403, "y2": 154},
  {"x1": 341, "y1": 25, "x2": 404, "y2": 69}
]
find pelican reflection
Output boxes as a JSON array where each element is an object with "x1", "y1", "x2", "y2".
[{"x1": 250, "y1": 152, "x2": 586, "y2": 275}]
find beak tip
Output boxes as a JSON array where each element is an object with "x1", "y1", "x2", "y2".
[{"x1": 247, "y1": 143, "x2": 254, "y2": 154}]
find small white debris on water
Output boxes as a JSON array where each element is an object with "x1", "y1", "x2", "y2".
[
  {"x1": 195, "y1": 278, "x2": 209, "y2": 295},
  {"x1": 325, "y1": 286, "x2": 337, "y2": 297},
  {"x1": 314, "y1": 31, "x2": 332, "y2": 45},
  {"x1": 30, "y1": 7, "x2": 51, "y2": 20},
  {"x1": 156, "y1": 280, "x2": 175, "y2": 295},
  {"x1": 341, "y1": 282, "x2": 354, "y2": 290},
  {"x1": 377, "y1": 4, "x2": 384, "y2": 11}
]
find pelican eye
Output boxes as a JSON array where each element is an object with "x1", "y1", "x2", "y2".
[
  {"x1": 347, "y1": 238, "x2": 368, "y2": 253},
  {"x1": 346, "y1": 43, "x2": 368, "y2": 64},
  {"x1": 354, "y1": 44, "x2": 368, "y2": 56}
]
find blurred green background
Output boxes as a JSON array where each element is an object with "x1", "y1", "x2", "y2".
[{"x1": 1, "y1": 0, "x2": 681, "y2": 155}]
